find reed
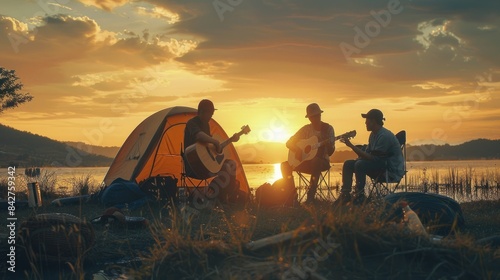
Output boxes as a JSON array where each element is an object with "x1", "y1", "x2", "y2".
[
  {"x1": 14, "y1": 169, "x2": 59, "y2": 198},
  {"x1": 403, "y1": 166, "x2": 500, "y2": 202},
  {"x1": 63, "y1": 174, "x2": 99, "y2": 196}
]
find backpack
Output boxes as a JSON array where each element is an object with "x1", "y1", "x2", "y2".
[
  {"x1": 255, "y1": 178, "x2": 297, "y2": 208},
  {"x1": 139, "y1": 175, "x2": 178, "y2": 204}
]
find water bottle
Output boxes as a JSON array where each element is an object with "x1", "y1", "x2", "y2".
[{"x1": 401, "y1": 202, "x2": 428, "y2": 237}]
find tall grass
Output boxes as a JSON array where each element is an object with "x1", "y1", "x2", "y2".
[
  {"x1": 14, "y1": 169, "x2": 59, "y2": 198},
  {"x1": 405, "y1": 167, "x2": 500, "y2": 202},
  {"x1": 63, "y1": 174, "x2": 99, "y2": 196},
  {"x1": 4, "y1": 167, "x2": 499, "y2": 279},
  {"x1": 135, "y1": 201, "x2": 499, "y2": 279}
]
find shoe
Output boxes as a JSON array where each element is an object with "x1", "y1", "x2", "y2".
[
  {"x1": 304, "y1": 197, "x2": 315, "y2": 204},
  {"x1": 352, "y1": 194, "x2": 367, "y2": 205},
  {"x1": 332, "y1": 192, "x2": 351, "y2": 208}
]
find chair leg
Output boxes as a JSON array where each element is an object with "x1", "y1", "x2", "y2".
[
  {"x1": 296, "y1": 172, "x2": 309, "y2": 202},
  {"x1": 180, "y1": 173, "x2": 211, "y2": 207},
  {"x1": 295, "y1": 170, "x2": 332, "y2": 202},
  {"x1": 367, "y1": 176, "x2": 402, "y2": 201}
]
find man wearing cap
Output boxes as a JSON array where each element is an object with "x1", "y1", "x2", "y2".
[
  {"x1": 183, "y1": 99, "x2": 241, "y2": 203},
  {"x1": 339, "y1": 109, "x2": 404, "y2": 204},
  {"x1": 281, "y1": 103, "x2": 335, "y2": 203}
]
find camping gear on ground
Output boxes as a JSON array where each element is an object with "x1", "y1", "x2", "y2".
[
  {"x1": 138, "y1": 175, "x2": 178, "y2": 204},
  {"x1": 401, "y1": 201, "x2": 429, "y2": 237},
  {"x1": 51, "y1": 194, "x2": 91, "y2": 206},
  {"x1": 255, "y1": 179, "x2": 298, "y2": 208},
  {"x1": 19, "y1": 213, "x2": 95, "y2": 263},
  {"x1": 476, "y1": 235, "x2": 500, "y2": 249},
  {"x1": 27, "y1": 182, "x2": 42, "y2": 207},
  {"x1": 99, "y1": 178, "x2": 148, "y2": 210},
  {"x1": 383, "y1": 192, "x2": 465, "y2": 236},
  {"x1": 102, "y1": 106, "x2": 250, "y2": 204},
  {"x1": 91, "y1": 207, "x2": 149, "y2": 229}
]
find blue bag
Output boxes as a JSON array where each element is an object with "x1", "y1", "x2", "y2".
[{"x1": 100, "y1": 178, "x2": 147, "y2": 210}]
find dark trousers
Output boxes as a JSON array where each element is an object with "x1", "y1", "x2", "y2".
[
  {"x1": 341, "y1": 159, "x2": 385, "y2": 195},
  {"x1": 281, "y1": 157, "x2": 330, "y2": 200}
]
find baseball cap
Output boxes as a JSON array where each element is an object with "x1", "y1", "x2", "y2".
[
  {"x1": 198, "y1": 99, "x2": 217, "y2": 112},
  {"x1": 361, "y1": 109, "x2": 385, "y2": 121}
]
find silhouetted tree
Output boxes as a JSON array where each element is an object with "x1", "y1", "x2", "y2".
[{"x1": 0, "y1": 67, "x2": 33, "y2": 113}]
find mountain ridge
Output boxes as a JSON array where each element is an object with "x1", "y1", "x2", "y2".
[{"x1": 0, "y1": 124, "x2": 114, "y2": 167}]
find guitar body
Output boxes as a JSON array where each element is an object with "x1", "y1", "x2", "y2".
[
  {"x1": 185, "y1": 134, "x2": 231, "y2": 179},
  {"x1": 288, "y1": 136, "x2": 319, "y2": 168},
  {"x1": 287, "y1": 130, "x2": 356, "y2": 169},
  {"x1": 184, "y1": 125, "x2": 250, "y2": 179}
]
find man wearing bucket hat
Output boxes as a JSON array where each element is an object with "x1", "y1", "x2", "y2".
[
  {"x1": 338, "y1": 109, "x2": 404, "y2": 205},
  {"x1": 281, "y1": 103, "x2": 335, "y2": 203}
]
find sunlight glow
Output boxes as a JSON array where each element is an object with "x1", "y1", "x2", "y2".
[
  {"x1": 271, "y1": 163, "x2": 283, "y2": 183},
  {"x1": 268, "y1": 127, "x2": 291, "y2": 143}
]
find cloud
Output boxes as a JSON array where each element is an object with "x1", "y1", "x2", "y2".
[
  {"x1": 2, "y1": 0, "x2": 500, "y2": 145},
  {"x1": 0, "y1": 14, "x2": 196, "y2": 83},
  {"x1": 131, "y1": 0, "x2": 499, "y2": 106},
  {"x1": 78, "y1": 0, "x2": 129, "y2": 11},
  {"x1": 3, "y1": 1, "x2": 499, "y2": 104},
  {"x1": 0, "y1": 12, "x2": 203, "y2": 125},
  {"x1": 136, "y1": 6, "x2": 180, "y2": 24},
  {"x1": 408, "y1": 0, "x2": 500, "y2": 22},
  {"x1": 413, "y1": 82, "x2": 454, "y2": 90}
]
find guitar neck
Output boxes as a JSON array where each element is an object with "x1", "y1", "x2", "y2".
[
  {"x1": 220, "y1": 138, "x2": 234, "y2": 150},
  {"x1": 220, "y1": 130, "x2": 245, "y2": 149},
  {"x1": 316, "y1": 133, "x2": 351, "y2": 148}
]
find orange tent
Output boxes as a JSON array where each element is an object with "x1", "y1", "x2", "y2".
[{"x1": 103, "y1": 106, "x2": 250, "y2": 195}]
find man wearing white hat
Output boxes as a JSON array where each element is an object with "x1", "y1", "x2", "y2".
[{"x1": 281, "y1": 103, "x2": 335, "y2": 203}]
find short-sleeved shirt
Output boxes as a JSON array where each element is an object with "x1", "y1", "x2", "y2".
[
  {"x1": 366, "y1": 127, "x2": 404, "y2": 180},
  {"x1": 184, "y1": 116, "x2": 210, "y2": 149},
  {"x1": 290, "y1": 122, "x2": 335, "y2": 162}
]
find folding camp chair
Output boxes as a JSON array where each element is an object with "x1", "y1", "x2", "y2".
[
  {"x1": 295, "y1": 168, "x2": 335, "y2": 202},
  {"x1": 179, "y1": 143, "x2": 213, "y2": 205},
  {"x1": 367, "y1": 130, "x2": 407, "y2": 199}
]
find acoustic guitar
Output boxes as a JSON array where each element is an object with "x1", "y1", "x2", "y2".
[
  {"x1": 288, "y1": 130, "x2": 356, "y2": 168},
  {"x1": 184, "y1": 125, "x2": 251, "y2": 179}
]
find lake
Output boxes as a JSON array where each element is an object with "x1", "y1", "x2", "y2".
[{"x1": 4, "y1": 160, "x2": 499, "y2": 202}]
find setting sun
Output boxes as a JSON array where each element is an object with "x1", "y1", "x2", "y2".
[{"x1": 268, "y1": 127, "x2": 291, "y2": 143}]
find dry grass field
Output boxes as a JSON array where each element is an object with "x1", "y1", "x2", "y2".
[{"x1": 1, "y1": 192, "x2": 499, "y2": 280}]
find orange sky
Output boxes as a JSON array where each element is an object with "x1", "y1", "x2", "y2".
[{"x1": 1, "y1": 0, "x2": 499, "y2": 148}]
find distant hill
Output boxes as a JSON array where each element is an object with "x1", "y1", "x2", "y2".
[
  {"x1": 65, "y1": 141, "x2": 120, "y2": 159},
  {"x1": 406, "y1": 139, "x2": 500, "y2": 161},
  {"x1": 0, "y1": 124, "x2": 114, "y2": 168}
]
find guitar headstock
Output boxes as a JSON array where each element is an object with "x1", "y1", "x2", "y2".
[
  {"x1": 240, "y1": 125, "x2": 251, "y2": 135},
  {"x1": 342, "y1": 130, "x2": 356, "y2": 139}
]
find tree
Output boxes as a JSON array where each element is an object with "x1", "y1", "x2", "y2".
[{"x1": 0, "y1": 67, "x2": 33, "y2": 113}]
